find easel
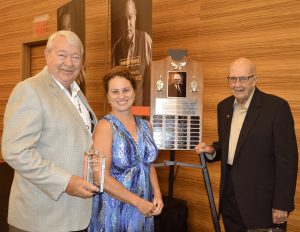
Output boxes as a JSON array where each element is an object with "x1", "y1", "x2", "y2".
[
  {"x1": 154, "y1": 151, "x2": 221, "y2": 232},
  {"x1": 151, "y1": 50, "x2": 220, "y2": 231}
]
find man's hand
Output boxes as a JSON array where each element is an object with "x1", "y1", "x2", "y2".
[
  {"x1": 65, "y1": 175, "x2": 99, "y2": 198},
  {"x1": 195, "y1": 142, "x2": 215, "y2": 154},
  {"x1": 272, "y1": 208, "x2": 288, "y2": 224}
]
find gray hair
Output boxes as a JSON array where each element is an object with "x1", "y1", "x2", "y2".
[
  {"x1": 123, "y1": 0, "x2": 137, "y2": 16},
  {"x1": 45, "y1": 30, "x2": 83, "y2": 55}
]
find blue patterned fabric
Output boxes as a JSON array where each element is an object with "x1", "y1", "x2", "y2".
[{"x1": 88, "y1": 114, "x2": 158, "y2": 232}]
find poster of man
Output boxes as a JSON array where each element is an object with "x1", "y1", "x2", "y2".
[
  {"x1": 57, "y1": 0, "x2": 85, "y2": 48},
  {"x1": 57, "y1": 0, "x2": 86, "y2": 93},
  {"x1": 58, "y1": 6, "x2": 71, "y2": 31},
  {"x1": 168, "y1": 72, "x2": 187, "y2": 98},
  {"x1": 111, "y1": 0, "x2": 152, "y2": 106}
]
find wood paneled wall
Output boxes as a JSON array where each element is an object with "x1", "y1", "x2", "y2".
[{"x1": 0, "y1": 0, "x2": 299, "y2": 231}]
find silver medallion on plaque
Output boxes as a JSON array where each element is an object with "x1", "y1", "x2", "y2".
[
  {"x1": 191, "y1": 76, "x2": 198, "y2": 92},
  {"x1": 156, "y1": 75, "x2": 164, "y2": 91}
]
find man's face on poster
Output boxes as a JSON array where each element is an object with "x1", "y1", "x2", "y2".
[
  {"x1": 123, "y1": 0, "x2": 137, "y2": 43},
  {"x1": 174, "y1": 74, "x2": 182, "y2": 85},
  {"x1": 61, "y1": 13, "x2": 71, "y2": 31}
]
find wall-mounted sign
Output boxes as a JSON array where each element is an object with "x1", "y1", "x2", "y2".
[{"x1": 33, "y1": 14, "x2": 49, "y2": 36}]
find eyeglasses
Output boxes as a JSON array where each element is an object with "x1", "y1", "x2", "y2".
[{"x1": 227, "y1": 75, "x2": 255, "y2": 83}]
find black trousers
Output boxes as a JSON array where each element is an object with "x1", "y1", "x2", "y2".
[
  {"x1": 221, "y1": 165, "x2": 247, "y2": 232},
  {"x1": 221, "y1": 165, "x2": 286, "y2": 232}
]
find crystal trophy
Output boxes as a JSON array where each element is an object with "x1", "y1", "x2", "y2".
[{"x1": 83, "y1": 149, "x2": 106, "y2": 192}]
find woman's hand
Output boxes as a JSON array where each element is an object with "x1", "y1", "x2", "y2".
[
  {"x1": 151, "y1": 196, "x2": 164, "y2": 216},
  {"x1": 135, "y1": 198, "x2": 156, "y2": 217}
]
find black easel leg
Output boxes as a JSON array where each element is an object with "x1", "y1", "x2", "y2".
[
  {"x1": 199, "y1": 153, "x2": 221, "y2": 232},
  {"x1": 168, "y1": 150, "x2": 175, "y2": 203}
]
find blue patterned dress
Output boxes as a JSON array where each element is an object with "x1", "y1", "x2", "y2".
[{"x1": 88, "y1": 114, "x2": 158, "y2": 232}]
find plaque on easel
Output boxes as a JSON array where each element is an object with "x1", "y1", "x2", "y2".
[{"x1": 150, "y1": 56, "x2": 203, "y2": 150}]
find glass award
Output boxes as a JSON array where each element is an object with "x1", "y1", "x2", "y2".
[{"x1": 83, "y1": 149, "x2": 106, "y2": 192}]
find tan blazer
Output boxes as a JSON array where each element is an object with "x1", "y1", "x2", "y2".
[{"x1": 2, "y1": 66, "x2": 97, "y2": 232}]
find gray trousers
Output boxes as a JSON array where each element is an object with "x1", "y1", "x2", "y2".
[{"x1": 9, "y1": 225, "x2": 87, "y2": 232}]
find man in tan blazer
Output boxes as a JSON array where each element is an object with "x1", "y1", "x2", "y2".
[{"x1": 2, "y1": 31, "x2": 99, "y2": 232}]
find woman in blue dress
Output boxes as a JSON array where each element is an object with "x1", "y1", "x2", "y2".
[{"x1": 89, "y1": 66, "x2": 163, "y2": 232}]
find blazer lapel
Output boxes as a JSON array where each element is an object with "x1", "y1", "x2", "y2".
[
  {"x1": 233, "y1": 88, "x2": 263, "y2": 163},
  {"x1": 222, "y1": 98, "x2": 235, "y2": 162},
  {"x1": 77, "y1": 91, "x2": 97, "y2": 133},
  {"x1": 43, "y1": 69, "x2": 92, "y2": 136}
]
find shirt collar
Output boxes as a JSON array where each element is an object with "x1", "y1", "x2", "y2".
[
  {"x1": 233, "y1": 88, "x2": 255, "y2": 110},
  {"x1": 52, "y1": 76, "x2": 80, "y2": 96}
]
